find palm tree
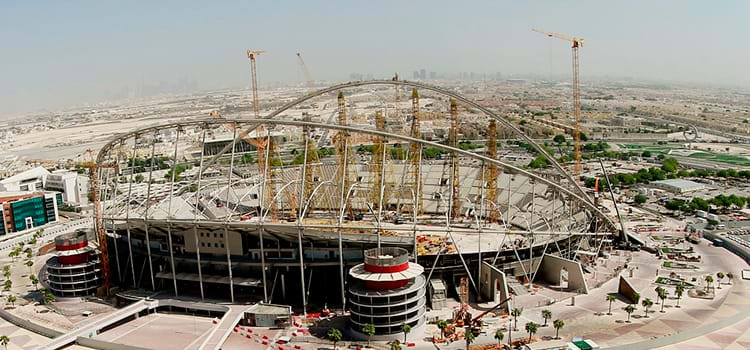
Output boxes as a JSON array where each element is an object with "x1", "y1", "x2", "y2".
[
  {"x1": 3, "y1": 280, "x2": 11, "y2": 293},
  {"x1": 29, "y1": 275, "x2": 38, "y2": 291},
  {"x1": 327, "y1": 328, "x2": 342, "y2": 350},
  {"x1": 525, "y1": 322, "x2": 538, "y2": 342},
  {"x1": 654, "y1": 287, "x2": 665, "y2": 304},
  {"x1": 727, "y1": 272, "x2": 734, "y2": 285},
  {"x1": 632, "y1": 292, "x2": 641, "y2": 308},
  {"x1": 642, "y1": 298, "x2": 653, "y2": 318},
  {"x1": 705, "y1": 275, "x2": 714, "y2": 293},
  {"x1": 465, "y1": 328, "x2": 476, "y2": 350},
  {"x1": 401, "y1": 323, "x2": 411, "y2": 344},
  {"x1": 25, "y1": 260, "x2": 33, "y2": 275},
  {"x1": 624, "y1": 304, "x2": 636, "y2": 323},
  {"x1": 362, "y1": 323, "x2": 375, "y2": 346},
  {"x1": 437, "y1": 319, "x2": 448, "y2": 339},
  {"x1": 606, "y1": 295, "x2": 617, "y2": 315},
  {"x1": 541, "y1": 309, "x2": 552, "y2": 327},
  {"x1": 716, "y1": 272, "x2": 725, "y2": 289},
  {"x1": 5, "y1": 295, "x2": 15, "y2": 308},
  {"x1": 511, "y1": 308, "x2": 523, "y2": 331},
  {"x1": 674, "y1": 284, "x2": 685, "y2": 308},
  {"x1": 0, "y1": 335, "x2": 8, "y2": 350},
  {"x1": 494, "y1": 329, "x2": 504, "y2": 345},
  {"x1": 390, "y1": 339, "x2": 402, "y2": 350},
  {"x1": 553, "y1": 319, "x2": 564, "y2": 339},
  {"x1": 658, "y1": 288, "x2": 668, "y2": 312}
]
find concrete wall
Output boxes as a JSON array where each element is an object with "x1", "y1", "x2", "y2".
[
  {"x1": 76, "y1": 337, "x2": 154, "y2": 350},
  {"x1": 533, "y1": 254, "x2": 589, "y2": 294},
  {"x1": 617, "y1": 276, "x2": 639, "y2": 304},
  {"x1": 0, "y1": 308, "x2": 62, "y2": 338},
  {"x1": 479, "y1": 262, "x2": 510, "y2": 314}
]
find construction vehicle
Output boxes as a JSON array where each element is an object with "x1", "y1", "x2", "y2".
[{"x1": 533, "y1": 28, "x2": 585, "y2": 175}]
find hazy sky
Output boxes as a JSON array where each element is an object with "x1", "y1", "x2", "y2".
[{"x1": 2, "y1": 1, "x2": 749, "y2": 117}]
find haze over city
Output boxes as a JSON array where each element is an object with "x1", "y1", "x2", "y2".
[
  {"x1": 1, "y1": 2, "x2": 750, "y2": 350},
  {"x1": 2, "y1": 0, "x2": 750, "y2": 117}
]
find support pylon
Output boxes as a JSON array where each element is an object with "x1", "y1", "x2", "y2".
[{"x1": 409, "y1": 89, "x2": 423, "y2": 215}]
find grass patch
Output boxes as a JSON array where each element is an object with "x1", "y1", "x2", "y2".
[{"x1": 689, "y1": 152, "x2": 750, "y2": 166}]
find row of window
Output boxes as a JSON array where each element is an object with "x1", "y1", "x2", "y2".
[
  {"x1": 199, "y1": 232, "x2": 224, "y2": 238},
  {"x1": 200, "y1": 242, "x2": 225, "y2": 248}
]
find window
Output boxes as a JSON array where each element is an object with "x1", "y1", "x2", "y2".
[
  {"x1": 440, "y1": 178, "x2": 449, "y2": 186},
  {"x1": 201, "y1": 242, "x2": 205, "y2": 247},
  {"x1": 220, "y1": 233, "x2": 223, "y2": 238},
  {"x1": 214, "y1": 243, "x2": 219, "y2": 248},
  {"x1": 200, "y1": 232, "x2": 204, "y2": 237},
  {"x1": 213, "y1": 233, "x2": 217, "y2": 238},
  {"x1": 221, "y1": 243, "x2": 225, "y2": 248}
]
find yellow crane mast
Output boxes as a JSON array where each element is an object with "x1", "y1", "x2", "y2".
[
  {"x1": 335, "y1": 92, "x2": 354, "y2": 213},
  {"x1": 532, "y1": 28, "x2": 585, "y2": 175},
  {"x1": 409, "y1": 89, "x2": 423, "y2": 215},
  {"x1": 371, "y1": 111, "x2": 388, "y2": 209},
  {"x1": 484, "y1": 120, "x2": 499, "y2": 222},
  {"x1": 449, "y1": 99, "x2": 461, "y2": 219},
  {"x1": 302, "y1": 113, "x2": 320, "y2": 208}
]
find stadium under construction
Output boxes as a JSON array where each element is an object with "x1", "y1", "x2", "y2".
[{"x1": 93, "y1": 80, "x2": 628, "y2": 318}]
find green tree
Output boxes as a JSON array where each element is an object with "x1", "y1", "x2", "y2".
[
  {"x1": 3, "y1": 280, "x2": 11, "y2": 293},
  {"x1": 624, "y1": 304, "x2": 636, "y2": 323},
  {"x1": 642, "y1": 298, "x2": 653, "y2": 318},
  {"x1": 40, "y1": 289, "x2": 55, "y2": 304},
  {"x1": 0, "y1": 335, "x2": 8, "y2": 350},
  {"x1": 362, "y1": 323, "x2": 376, "y2": 346},
  {"x1": 494, "y1": 329, "x2": 504, "y2": 344},
  {"x1": 134, "y1": 174, "x2": 144, "y2": 183},
  {"x1": 634, "y1": 194, "x2": 647, "y2": 205},
  {"x1": 541, "y1": 309, "x2": 552, "y2": 327},
  {"x1": 727, "y1": 272, "x2": 734, "y2": 285},
  {"x1": 525, "y1": 322, "x2": 538, "y2": 342},
  {"x1": 641, "y1": 150, "x2": 652, "y2": 158},
  {"x1": 553, "y1": 134, "x2": 566, "y2": 144},
  {"x1": 511, "y1": 308, "x2": 523, "y2": 331},
  {"x1": 674, "y1": 284, "x2": 685, "y2": 308},
  {"x1": 25, "y1": 260, "x2": 33, "y2": 275},
  {"x1": 465, "y1": 328, "x2": 476, "y2": 350},
  {"x1": 401, "y1": 323, "x2": 411, "y2": 344},
  {"x1": 436, "y1": 319, "x2": 448, "y2": 339},
  {"x1": 661, "y1": 158, "x2": 680, "y2": 173},
  {"x1": 5, "y1": 295, "x2": 15, "y2": 307},
  {"x1": 717, "y1": 272, "x2": 725, "y2": 288},
  {"x1": 553, "y1": 319, "x2": 564, "y2": 339},
  {"x1": 327, "y1": 328, "x2": 342, "y2": 350},
  {"x1": 632, "y1": 292, "x2": 641, "y2": 307},
  {"x1": 705, "y1": 275, "x2": 714, "y2": 293},
  {"x1": 390, "y1": 339, "x2": 402, "y2": 350},
  {"x1": 606, "y1": 295, "x2": 617, "y2": 315}
]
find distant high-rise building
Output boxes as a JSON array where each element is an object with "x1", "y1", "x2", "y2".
[
  {"x1": 429, "y1": 71, "x2": 437, "y2": 80},
  {"x1": 413, "y1": 71, "x2": 420, "y2": 80},
  {"x1": 420, "y1": 69, "x2": 427, "y2": 80}
]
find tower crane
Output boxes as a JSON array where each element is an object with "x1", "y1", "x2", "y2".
[
  {"x1": 296, "y1": 52, "x2": 314, "y2": 87},
  {"x1": 245, "y1": 50, "x2": 276, "y2": 216},
  {"x1": 532, "y1": 28, "x2": 585, "y2": 175}
]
